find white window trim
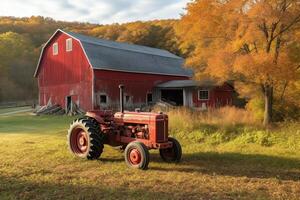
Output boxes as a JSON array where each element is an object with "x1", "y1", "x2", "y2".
[
  {"x1": 66, "y1": 38, "x2": 72, "y2": 52},
  {"x1": 53, "y1": 42, "x2": 58, "y2": 55},
  {"x1": 198, "y1": 90, "x2": 209, "y2": 100}
]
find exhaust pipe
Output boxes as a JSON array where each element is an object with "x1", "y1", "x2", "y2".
[{"x1": 119, "y1": 84, "x2": 124, "y2": 113}]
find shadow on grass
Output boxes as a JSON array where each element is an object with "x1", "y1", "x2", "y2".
[
  {"x1": 0, "y1": 175, "x2": 176, "y2": 200},
  {"x1": 150, "y1": 151, "x2": 300, "y2": 181},
  {"x1": 98, "y1": 157, "x2": 124, "y2": 162}
]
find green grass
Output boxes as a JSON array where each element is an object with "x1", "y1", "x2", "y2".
[
  {"x1": 0, "y1": 113, "x2": 299, "y2": 200},
  {"x1": 0, "y1": 106, "x2": 31, "y2": 114}
]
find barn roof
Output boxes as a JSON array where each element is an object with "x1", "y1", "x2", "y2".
[
  {"x1": 34, "y1": 29, "x2": 193, "y2": 77},
  {"x1": 156, "y1": 79, "x2": 217, "y2": 88}
]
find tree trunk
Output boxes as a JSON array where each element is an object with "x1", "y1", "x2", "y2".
[{"x1": 263, "y1": 85, "x2": 273, "y2": 126}]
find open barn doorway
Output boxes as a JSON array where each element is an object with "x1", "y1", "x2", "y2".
[
  {"x1": 161, "y1": 89, "x2": 183, "y2": 106},
  {"x1": 66, "y1": 96, "x2": 72, "y2": 113}
]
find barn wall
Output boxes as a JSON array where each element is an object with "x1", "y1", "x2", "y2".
[
  {"x1": 94, "y1": 70, "x2": 189, "y2": 110},
  {"x1": 37, "y1": 32, "x2": 93, "y2": 111},
  {"x1": 192, "y1": 84, "x2": 233, "y2": 109}
]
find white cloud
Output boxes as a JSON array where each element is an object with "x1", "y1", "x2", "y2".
[{"x1": 0, "y1": 0, "x2": 190, "y2": 24}]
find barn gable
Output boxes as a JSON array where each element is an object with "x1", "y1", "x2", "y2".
[{"x1": 34, "y1": 29, "x2": 192, "y2": 77}]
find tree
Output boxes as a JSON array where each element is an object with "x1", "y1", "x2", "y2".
[
  {"x1": 88, "y1": 20, "x2": 181, "y2": 55},
  {"x1": 176, "y1": 0, "x2": 300, "y2": 126},
  {"x1": 0, "y1": 32, "x2": 37, "y2": 101}
]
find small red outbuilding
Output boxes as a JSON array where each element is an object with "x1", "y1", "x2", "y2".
[{"x1": 34, "y1": 29, "x2": 233, "y2": 112}]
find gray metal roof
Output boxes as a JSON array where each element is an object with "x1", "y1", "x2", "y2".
[
  {"x1": 65, "y1": 31, "x2": 180, "y2": 59},
  {"x1": 64, "y1": 30, "x2": 193, "y2": 77},
  {"x1": 156, "y1": 79, "x2": 217, "y2": 88}
]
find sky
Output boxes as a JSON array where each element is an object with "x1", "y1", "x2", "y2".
[{"x1": 0, "y1": 0, "x2": 190, "y2": 24}]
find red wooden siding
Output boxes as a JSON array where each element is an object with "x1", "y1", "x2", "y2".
[
  {"x1": 94, "y1": 70, "x2": 188, "y2": 109},
  {"x1": 37, "y1": 32, "x2": 93, "y2": 111},
  {"x1": 192, "y1": 83, "x2": 233, "y2": 108}
]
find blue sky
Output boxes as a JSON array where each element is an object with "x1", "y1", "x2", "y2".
[{"x1": 0, "y1": 0, "x2": 190, "y2": 24}]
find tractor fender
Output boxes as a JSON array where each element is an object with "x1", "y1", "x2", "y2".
[{"x1": 85, "y1": 111, "x2": 105, "y2": 124}]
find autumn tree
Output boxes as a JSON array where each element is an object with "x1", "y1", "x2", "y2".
[
  {"x1": 88, "y1": 20, "x2": 181, "y2": 55},
  {"x1": 89, "y1": 24, "x2": 126, "y2": 41},
  {"x1": 177, "y1": 0, "x2": 300, "y2": 125}
]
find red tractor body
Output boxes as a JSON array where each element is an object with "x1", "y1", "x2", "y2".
[
  {"x1": 86, "y1": 110, "x2": 172, "y2": 149},
  {"x1": 67, "y1": 85, "x2": 182, "y2": 169}
]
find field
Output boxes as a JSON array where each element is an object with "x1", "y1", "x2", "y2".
[
  {"x1": 0, "y1": 106, "x2": 32, "y2": 115},
  {"x1": 0, "y1": 108, "x2": 299, "y2": 200}
]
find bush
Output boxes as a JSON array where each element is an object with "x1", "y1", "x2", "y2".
[
  {"x1": 246, "y1": 98, "x2": 264, "y2": 122},
  {"x1": 273, "y1": 100, "x2": 300, "y2": 121}
]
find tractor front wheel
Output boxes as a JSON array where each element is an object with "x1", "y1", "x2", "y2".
[
  {"x1": 67, "y1": 117, "x2": 104, "y2": 159},
  {"x1": 124, "y1": 142, "x2": 149, "y2": 170},
  {"x1": 159, "y1": 137, "x2": 182, "y2": 163}
]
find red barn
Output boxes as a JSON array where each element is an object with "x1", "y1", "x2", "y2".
[{"x1": 34, "y1": 29, "x2": 233, "y2": 112}]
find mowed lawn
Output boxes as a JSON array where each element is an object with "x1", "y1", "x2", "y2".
[{"x1": 0, "y1": 112, "x2": 299, "y2": 200}]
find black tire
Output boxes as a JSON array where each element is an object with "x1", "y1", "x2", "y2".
[
  {"x1": 124, "y1": 142, "x2": 149, "y2": 170},
  {"x1": 67, "y1": 117, "x2": 104, "y2": 160},
  {"x1": 159, "y1": 137, "x2": 182, "y2": 163}
]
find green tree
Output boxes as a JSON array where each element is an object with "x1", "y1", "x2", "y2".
[{"x1": 0, "y1": 32, "x2": 37, "y2": 101}]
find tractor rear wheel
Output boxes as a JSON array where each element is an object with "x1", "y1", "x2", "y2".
[
  {"x1": 124, "y1": 142, "x2": 149, "y2": 170},
  {"x1": 67, "y1": 117, "x2": 104, "y2": 159},
  {"x1": 159, "y1": 137, "x2": 182, "y2": 163}
]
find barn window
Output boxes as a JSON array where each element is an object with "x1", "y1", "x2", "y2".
[
  {"x1": 53, "y1": 42, "x2": 58, "y2": 55},
  {"x1": 147, "y1": 93, "x2": 153, "y2": 104},
  {"x1": 99, "y1": 95, "x2": 107, "y2": 104},
  {"x1": 66, "y1": 38, "x2": 72, "y2": 52},
  {"x1": 198, "y1": 90, "x2": 209, "y2": 100}
]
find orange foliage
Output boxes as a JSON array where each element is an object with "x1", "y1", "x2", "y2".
[{"x1": 176, "y1": 0, "x2": 300, "y2": 124}]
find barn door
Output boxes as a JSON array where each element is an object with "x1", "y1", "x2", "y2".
[
  {"x1": 66, "y1": 96, "x2": 72, "y2": 113},
  {"x1": 161, "y1": 89, "x2": 183, "y2": 106}
]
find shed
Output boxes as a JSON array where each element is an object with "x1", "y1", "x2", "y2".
[{"x1": 155, "y1": 80, "x2": 234, "y2": 109}]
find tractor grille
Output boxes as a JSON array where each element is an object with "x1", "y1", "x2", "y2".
[{"x1": 156, "y1": 119, "x2": 167, "y2": 142}]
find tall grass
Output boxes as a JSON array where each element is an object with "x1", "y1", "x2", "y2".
[
  {"x1": 160, "y1": 106, "x2": 300, "y2": 150},
  {"x1": 166, "y1": 106, "x2": 258, "y2": 132}
]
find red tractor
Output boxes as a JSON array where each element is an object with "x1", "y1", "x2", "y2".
[{"x1": 67, "y1": 85, "x2": 182, "y2": 169}]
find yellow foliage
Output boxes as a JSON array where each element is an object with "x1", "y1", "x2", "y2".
[{"x1": 176, "y1": 0, "x2": 300, "y2": 121}]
